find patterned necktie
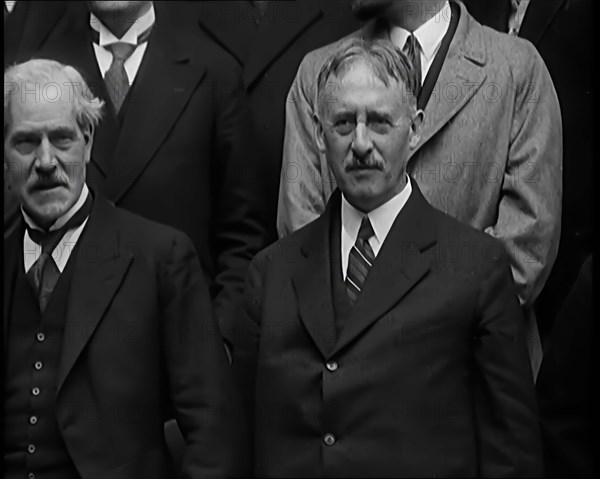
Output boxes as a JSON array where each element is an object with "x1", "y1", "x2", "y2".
[
  {"x1": 102, "y1": 25, "x2": 153, "y2": 113},
  {"x1": 26, "y1": 193, "x2": 93, "y2": 312},
  {"x1": 403, "y1": 33, "x2": 422, "y2": 98},
  {"x1": 345, "y1": 217, "x2": 376, "y2": 306}
]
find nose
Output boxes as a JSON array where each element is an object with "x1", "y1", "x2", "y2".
[
  {"x1": 35, "y1": 136, "x2": 57, "y2": 172},
  {"x1": 351, "y1": 122, "x2": 373, "y2": 159}
]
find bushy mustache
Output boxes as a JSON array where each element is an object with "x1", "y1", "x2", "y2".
[{"x1": 345, "y1": 155, "x2": 384, "y2": 171}]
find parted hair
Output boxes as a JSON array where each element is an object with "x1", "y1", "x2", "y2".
[
  {"x1": 316, "y1": 37, "x2": 418, "y2": 113},
  {"x1": 4, "y1": 59, "x2": 104, "y2": 133}
]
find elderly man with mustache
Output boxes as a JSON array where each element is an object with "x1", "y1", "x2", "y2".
[
  {"x1": 233, "y1": 38, "x2": 543, "y2": 477},
  {"x1": 3, "y1": 59, "x2": 249, "y2": 479}
]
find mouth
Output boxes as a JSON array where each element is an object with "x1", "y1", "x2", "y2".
[{"x1": 31, "y1": 182, "x2": 67, "y2": 193}]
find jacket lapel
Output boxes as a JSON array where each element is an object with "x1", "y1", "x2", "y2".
[
  {"x1": 15, "y1": 1, "x2": 65, "y2": 62},
  {"x1": 196, "y1": 1, "x2": 252, "y2": 66},
  {"x1": 242, "y1": 1, "x2": 323, "y2": 89},
  {"x1": 291, "y1": 193, "x2": 340, "y2": 359},
  {"x1": 411, "y1": 1, "x2": 488, "y2": 156},
  {"x1": 56, "y1": 197, "x2": 133, "y2": 395},
  {"x1": 331, "y1": 183, "x2": 437, "y2": 357},
  {"x1": 518, "y1": 0, "x2": 566, "y2": 45},
  {"x1": 107, "y1": 22, "x2": 206, "y2": 202}
]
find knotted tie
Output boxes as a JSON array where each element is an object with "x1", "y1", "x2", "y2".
[
  {"x1": 26, "y1": 194, "x2": 93, "y2": 312},
  {"x1": 345, "y1": 217, "x2": 376, "y2": 306},
  {"x1": 102, "y1": 25, "x2": 153, "y2": 113},
  {"x1": 403, "y1": 33, "x2": 422, "y2": 98}
]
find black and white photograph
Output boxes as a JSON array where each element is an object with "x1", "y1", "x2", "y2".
[{"x1": 3, "y1": 0, "x2": 594, "y2": 477}]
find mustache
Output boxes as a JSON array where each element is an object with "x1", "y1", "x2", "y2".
[
  {"x1": 29, "y1": 174, "x2": 68, "y2": 192},
  {"x1": 345, "y1": 157, "x2": 384, "y2": 171}
]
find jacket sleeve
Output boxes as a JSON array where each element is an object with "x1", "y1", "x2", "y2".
[
  {"x1": 472, "y1": 240, "x2": 544, "y2": 477},
  {"x1": 277, "y1": 52, "x2": 336, "y2": 238},
  {"x1": 485, "y1": 41, "x2": 562, "y2": 308},
  {"x1": 160, "y1": 231, "x2": 250, "y2": 479}
]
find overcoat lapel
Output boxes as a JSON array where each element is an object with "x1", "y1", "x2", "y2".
[
  {"x1": 291, "y1": 193, "x2": 340, "y2": 359},
  {"x1": 56, "y1": 198, "x2": 133, "y2": 395},
  {"x1": 331, "y1": 184, "x2": 437, "y2": 356},
  {"x1": 411, "y1": 1, "x2": 488, "y2": 156},
  {"x1": 3, "y1": 222, "x2": 22, "y2": 346}
]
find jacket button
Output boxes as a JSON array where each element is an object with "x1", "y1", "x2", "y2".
[
  {"x1": 32, "y1": 387, "x2": 40, "y2": 396},
  {"x1": 27, "y1": 444, "x2": 36, "y2": 454},
  {"x1": 36, "y1": 332, "x2": 45, "y2": 342},
  {"x1": 323, "y1": 433, "x2": 336, "y2": 446},
  {"x1": 34, "y1": 361, "x2": 43, "y2": 370},
  {"x1": 326, "y1": 361, "x2": 338, "y2": 372},
  {"x1": 29, "y1": 416, "x2": 38, "y2": 425}
]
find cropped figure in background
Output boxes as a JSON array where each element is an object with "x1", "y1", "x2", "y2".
[
  {"x1": 6, "y1": 0, "x2": 269, "y2": 338},
  {"x1": 195, "y1": 0, "x2": 361, "y2": 244},
  {"x1": 234, "y1": 39, "x2": 543, "y2": 477},
  {"x1": 277, "y1": 0, "x2": 563, "y2": 376},
  {"x1": 3, "y1": 59, "x2": 248, "y2": 478}
]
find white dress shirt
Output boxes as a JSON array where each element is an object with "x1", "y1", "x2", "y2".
[
  {"x1": 90, "y1": 4, "x2": 155, "y2": 83},
  {"x1": 5, "y1": 1, "x2": 16, "y2": 13},
  {"x1": 388, "y1": 1, "x2": 451, "y2": 84},
  {"x1": 341, "y1": 176, "x2": 413, "y2": 280},
  {"x1": 23, "y1": 184, "x2": 91, "y2": 274}
]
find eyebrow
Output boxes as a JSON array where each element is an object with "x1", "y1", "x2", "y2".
[{"x1": 10, "y1": 126, "x2": 77, "y2": 138}]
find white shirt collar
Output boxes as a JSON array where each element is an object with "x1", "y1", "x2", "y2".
[
  {"x1": 90, "y1": 3, "x2": 155, "y2": 46},
  {"x1": 388, "y1": 1, "x2": 451, "y2": 61},
  {"x1": 22, "y1": 184, "x2": 90, "y2": 232},
  {"x1": 5, "y1": 1, "x2": 16, "y2": 13},
  {"x1": 342, "y1": 175, "x2": 413, "y2": 247}
]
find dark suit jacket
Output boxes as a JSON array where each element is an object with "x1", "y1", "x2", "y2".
[
  {"x1": 196, "y1": 0, "x2": 361, "y2": 243},
  {"x1": 33, "y1": 1, "x2": 268, "y2": 332},
  {"x1": 536, "y1": 255, "x2": 594, "y2": 478},
  {"x1": 463, "y1": 0, "x2": 593, "y2": 339},
  {"x1": 234, "y1": 182, "x2": 543, "y2": 477},
  {"x1": 3, "y1": 195, "x2": 249, "y2": 478}
]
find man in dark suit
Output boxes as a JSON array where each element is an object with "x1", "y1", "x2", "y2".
[
  {"x1": 233, "y1": 38, "x2": 542, "y2": 477},
  {"x1": 195, "y1": 0, "x2": 361, "y2": 243},
  {"x1": 3, "y1": 58, "x2": 248, "y2": 478},
  {"x1": 462, "y1": 0, "x2": 593, "y2": 344},
  {"x1": 28, "y1": 0, "x2": 268, "y2": 335}
]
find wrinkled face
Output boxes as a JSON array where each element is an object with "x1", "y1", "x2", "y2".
[
  {"x1": 4, "y1": 88, "x2": 93, "y2": 228},
  {"x1": 315, "y1": 61, "x2": 422, "y2": 212},
  {"x1": 352, "y1": 0, "x2": 393, "y2": 20}
]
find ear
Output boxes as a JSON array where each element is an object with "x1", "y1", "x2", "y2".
[
  {"x1": 82, "y1": 124, "x2": 95, "y2": 165},
  {"x1": 313, "y1": 112, "x2": 326, "y2": 153},
  {"x1": 408, "y1": 108, "x2": 424, "y2": 150}
]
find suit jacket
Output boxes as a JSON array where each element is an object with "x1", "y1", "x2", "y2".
[
  {"x1": 234, "y1": 181, "x2": 543, "y2": 477},
  {"x1": 276, "y1": 0, "x2": 562, "y2": 313},
  {"x1": 463, "y1": 0, "x2": 593, "y2": 340},
  {"x1": 195, "y1": 0, "x2": 361, "y2": 243},
  {"x1": 3, "y1": 195, "x2": 248, "y2": 478},
  {"x1": 536, "y1": 255, "x2": 593, "y2": 478},
  {"x1": 32, "y1": 2, "x2": 268, "y2": 333}
]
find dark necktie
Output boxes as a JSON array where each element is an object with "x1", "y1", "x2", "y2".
[
  {"x1": 345, "y1": 217, "x2": 376, "y2": 306},
  {"x1": 101, "y1": 24, "x2": 153, "y2": 113},
  {"x1": 403, "y1": 33, "x2": 422, "y2": 98},
  {"x1": 26, "y1": 193, "x2": 93, "y2": 312}
]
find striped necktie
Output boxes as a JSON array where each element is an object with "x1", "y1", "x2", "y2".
[{"x1": 345, "y1": 217, "x2": 376, "y2": 306}]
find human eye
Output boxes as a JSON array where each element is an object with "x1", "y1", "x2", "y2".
[
  {"x1": 332, "y1": 117, "x2": 356, "y2": 136},
  {"x1": 50, "y1": 131, "x2": 75, "y2": 148},
  {"x1": 12, "y1": 135, "x2": 39, "y2": 155},
  {"x1": 368, "y1": 117, "x2": 393, "y2": 135}
]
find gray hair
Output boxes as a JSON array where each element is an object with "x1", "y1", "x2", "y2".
[
  {"x1": 316, "y1": 37, "x2": 418, "y2": 114},
  {"x1": 4, "y1": 58, "x2": 104, "y2": 132}
]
